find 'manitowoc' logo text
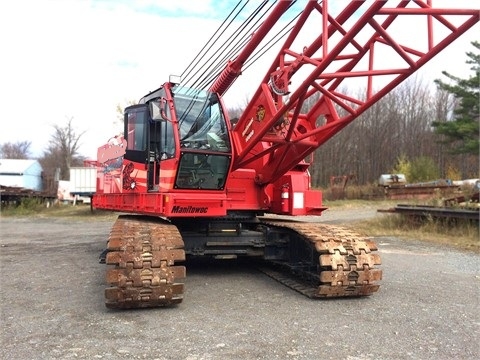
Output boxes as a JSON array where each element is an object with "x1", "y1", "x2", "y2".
[{"x1": 171, "y1": 205, "x2": 208, "y2": 214}]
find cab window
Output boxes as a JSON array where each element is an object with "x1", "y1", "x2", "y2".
[{"x1": 125, "y1": 106, "x2": 147, "y2": 151}]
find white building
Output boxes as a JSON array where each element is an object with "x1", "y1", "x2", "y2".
[{"x1": 0, "y1": 159, "x2": 43, "y2": 191}]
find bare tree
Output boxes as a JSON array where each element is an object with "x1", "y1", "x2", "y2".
[
  {"x1": 0, "y1": 141, "x2": 32, "y2": 159},
  {"x1": 38, "y1": 118, "x2": 86, "y2": 181},
  {"x1": 311, "y1": 76, "x2": 443, "y2": 187}
]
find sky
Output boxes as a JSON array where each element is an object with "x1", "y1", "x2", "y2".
[{"x1": 0, "y1": 0, "x2": 478, "y2": 160}]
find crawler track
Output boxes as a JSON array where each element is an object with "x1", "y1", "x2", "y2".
[
  {"x1": 103, "y1": 216, "x2": 381, "y2": 308},
  {"x1": 261, "y1": 220, "x2": 382, "y2": 297},
  {"x1": 104, "y1": 215, "x2": 186, "y2": 309}
]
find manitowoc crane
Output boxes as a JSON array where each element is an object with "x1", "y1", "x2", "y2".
[{"x1": 93, "y1": 0, "x2": 478, "y2": 309}]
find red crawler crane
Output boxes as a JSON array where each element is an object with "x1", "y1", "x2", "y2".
[{"x1": 93, "y1": 0, "x2": 479, "y2": 309}]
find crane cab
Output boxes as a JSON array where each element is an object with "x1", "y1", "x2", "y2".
[
  {"x1": 94, "y1": 83, "x2": 235, "y2": 216},
  {"x1": 123, "y1": 83, "x2": 232, "y2": 192}
]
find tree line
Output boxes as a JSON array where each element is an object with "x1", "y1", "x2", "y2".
[{"x1": 310, "y1": 42, "x2": 479, "y2": 187}]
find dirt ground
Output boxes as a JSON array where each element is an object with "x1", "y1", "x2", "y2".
[{"x1": 0, "y1": 209, "x2": 479, "y2": 360}]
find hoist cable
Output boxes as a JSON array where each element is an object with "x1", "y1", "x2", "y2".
[
  {"x1": 183, "y1": 0, "x2": 270, "y2": 89},
  {"x1": 189, "y1": 1, "x2": 273, "y2": 90},
  {"x1": 181, "y1": 0, "x2": 247, "y2": 83}
]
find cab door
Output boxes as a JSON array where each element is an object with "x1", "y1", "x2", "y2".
[{"x1": 123, "y1": 104, "x2": 149, "y2": 191}]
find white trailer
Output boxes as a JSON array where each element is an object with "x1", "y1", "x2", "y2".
[{"x1": 69, "y1": 167, "x2": 96, "y2": 203}]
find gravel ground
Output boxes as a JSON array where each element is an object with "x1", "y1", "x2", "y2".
[{"x1": 0, "y1": 209, "x2": 479, "y2": 360}]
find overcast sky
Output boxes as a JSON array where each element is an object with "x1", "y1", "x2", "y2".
[{"x1": 0, "y1": 0, "x2": 478, "y2": 160}]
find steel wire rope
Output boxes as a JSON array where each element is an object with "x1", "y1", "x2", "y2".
[
  {"x1": 181, "y1": 0, "x2": 249, "y2": 86},
  {"x1": 227, "y1": 1, "x2": 301, "y2": 162},
  {"x1": 178, "y1": 0, "x2": 270, "y2": 130},
  {"x1": 207, "y1": 3, "x2": 300, "y2": 96},
  {"x1": 193, "y1": 35, "x2": 252, "y2": 91},
  {"x1": 178, "y1": 0, "x2": 258, "y2": 125},
  {"x1": 243, "y1": 9, "x2": 300, "y2": 72},
  {"x1": 184, "y1": 1, "x2": 271, "y2": 91},
  {"x1": 218, "y1": 20, "x2": 298, "y2": 96},
  {"x1": 200, "y1": 2, "x2": 299, "y2": 95},
  {"x1": 179, "y1": 0, "x2": 260, "y2": 125},
  {"x1": 195, "y1": 1, "x2": 276, "y2": 90},
  {"x1": 179, "y1": 0, "x2": 300, "y2": 128},
  {"x1": 190, "y1": 1, "x2": 269, "y2": 86},
  {"x1": 190, "y1": 11, "x2": 269, "y2": 91},
  {"x1": 182, "y1": 0, "x2": 269, "y2": 89}
]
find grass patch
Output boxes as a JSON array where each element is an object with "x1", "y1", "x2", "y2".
[
  {"x1": 1, "y1": 202, "x2": 118, "y2": 221},
  {"x1": 1, "y1": 198, "x2": 45, "y2": 216},
  {"x1": 324, "y1": 188, "x2": 480, "y2": 253},
  {"x1": 354, "y1": 213, "x2": 479, "y2": 253},
  {"x1": 323, "y1": 198, "x2": 397, "y2": 209}
]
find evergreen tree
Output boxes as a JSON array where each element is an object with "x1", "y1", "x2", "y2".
[{"x1": 432, "y1": 41, "x2": 480, "y2": 156}]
